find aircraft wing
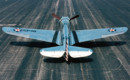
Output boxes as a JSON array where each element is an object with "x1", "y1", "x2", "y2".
[
  {"x1": 2, "y1": 27, "x2": 61, "y2": 45},
  {"x1": 71, "y1": 27, "x2": 128, "y2": 45}
]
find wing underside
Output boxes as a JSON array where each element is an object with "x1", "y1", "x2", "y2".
[
  {"x1": 70, "y1": 27, "x2": 128, "y2": 45},
  {"x1": 2, "y1": 27, "x2": 61, "y2": 45}
]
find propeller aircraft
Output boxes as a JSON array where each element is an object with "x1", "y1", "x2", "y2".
[{"x1": 2, "y1": 13, "x2": 128, "y2": 61}]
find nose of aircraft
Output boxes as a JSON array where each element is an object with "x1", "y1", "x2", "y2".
[{"x1": 61, "y1": 17, "x2": 70, "y2": 24}]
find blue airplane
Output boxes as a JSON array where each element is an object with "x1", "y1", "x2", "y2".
[{"x1": 2, "y1": 13, "x2": 128, "y2": 61}]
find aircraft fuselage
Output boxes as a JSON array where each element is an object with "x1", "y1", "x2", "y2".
[{"x1": 61, "y1": 17, "x2": 70, "y2": 61}]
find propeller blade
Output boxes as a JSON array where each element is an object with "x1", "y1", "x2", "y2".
[
  {"x1": 70, "y1": 15, "x2": 79, "y2": 21},
  {"x1": 52, "y1": 13, "x2": 61, "y2": 20}
]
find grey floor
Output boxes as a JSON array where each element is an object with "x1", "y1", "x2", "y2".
[{"x1": 0, "y1": 0, "x2": 130, "y2": 80}]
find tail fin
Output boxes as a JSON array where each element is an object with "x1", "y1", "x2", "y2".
[
  {"x1": 69, "y1": 46, "x2": 93, "y2": 58},
  {"x1": 40, "y1": 46, "x2": 65, "y2": 58}
]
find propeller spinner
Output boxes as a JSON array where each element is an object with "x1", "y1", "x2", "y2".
[{"x1": 52, "y1": 13, "x2": 79, "y2": 21}]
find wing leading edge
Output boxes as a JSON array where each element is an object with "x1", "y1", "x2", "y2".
[
  {"x1": 2, "y1": 27, "x2": 61, "y2": 45},
  {"x1": 71, "y1": 27, "x2": 128, "y2": 45}
]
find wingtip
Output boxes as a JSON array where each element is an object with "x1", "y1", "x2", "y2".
[
  {"x1": 2, "y1": 27, "x2": 11, "y2": 32},
  {"x1": 117, "y1": 27, "x2": 128, "y2": 33},
  {"x1": 2, "y1": 27, "x2": 14, "y2": 34},
  {"x1": 2, "y1": 27, "x2": 7, "y2": 32},
  {"x1": 123, "y1": 27, "x2": 128, "y2": 32}
]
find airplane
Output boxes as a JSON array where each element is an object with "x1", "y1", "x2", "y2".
[{"x1": 2, "y1": 13, "x2": 128, "y2": 61}]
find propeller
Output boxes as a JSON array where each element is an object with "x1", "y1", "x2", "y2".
[
  {"x1": 52, "y1": 13, "x2": 79, "y2": 21},
  {"x1": 70, "y1": 15, "x2": 79, "y2": 21},
  {"x1": 52, "y1": 13, "x2": 61, "y2": 20}
]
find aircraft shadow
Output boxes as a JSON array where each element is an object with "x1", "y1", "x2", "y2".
[
  {"x1": 10, "y1": 41, "x2": 58, "y2": 48},
  {"x1": 10, "y1": 41, "x2": 126, "y2": 48},
  {"x1": 10, "y1": 41, "x2": 125, "y2": 63},
  {"x1": 43, "y1": 57, "x2": 93, "y2": 63},
  {"x1": 74, "y1": 41, "x2": 126, "y2": 48}
]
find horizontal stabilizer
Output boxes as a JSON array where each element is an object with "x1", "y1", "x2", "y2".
[
  {"x1": 40, "y1": 46, "x2": 65, "y2": 58},
  {"x1": 69, "y1": 46, "x2": 93, "y2": 58}
]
